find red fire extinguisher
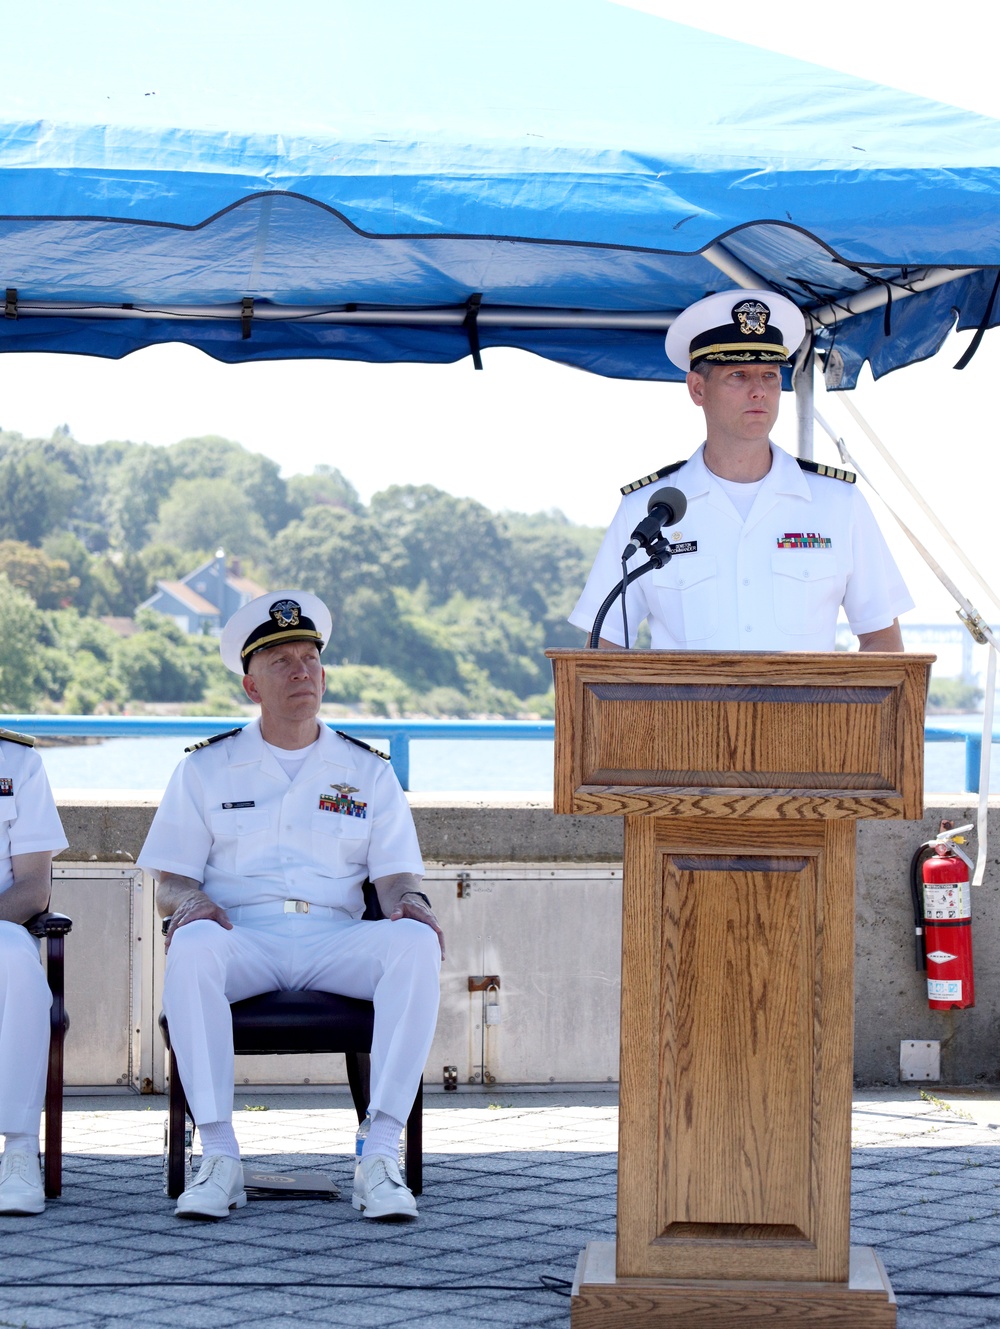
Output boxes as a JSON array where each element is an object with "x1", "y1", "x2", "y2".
[{"x1": 910, "y1": 821, "x2": 975, "y2": 1010}]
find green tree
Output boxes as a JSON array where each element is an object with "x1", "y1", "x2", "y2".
[
  {"x1": 0, "y1": 541, "x2": 79, "y2": 609},
  {"x1": 169, "y1": 436, "x2": 292, "y2": 535},
  {"x1": 267, "y1": 507, "x2": 398, "y2": 663},
  {"x1": 368, "y1": 485, "x2": 510, "y2": 605},
  {"x1": 153, "y1": 478, "x2": 269, "y2": 557},
  {"x1": 501, "y1": 510, "x2": 603, "y2": 649},
  {"x1": 89, "y1": 550, "x2": 161, "y2": 618},
  {"x1": 42, "y1": 532, "x2": 97, "y2": 610},
  {"x1": 432, "y1": 592, "x2": 546, "y2": 698},
  {"x1": 0, "y1": 442, "x2": 81, "y2": 545},
  {"x1": 102, "y1": 444, "x2": 175, "y2": 552},
  {"x1": 324, "y1": 665, "x2": 412, "y2": 716},
  {"x1": 0, "y1": 576, "x2": 43, "y2": 710},
  {"x1": 287, "y1": 465, "x2": 363, "y2": 516},
  {"x1": 112, "y1": 614, "x2": 211, "y2": 702}
]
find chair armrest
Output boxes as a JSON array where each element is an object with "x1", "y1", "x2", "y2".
[{"x1": 25, "y1": 911, "x2": 73, "y2": 938}]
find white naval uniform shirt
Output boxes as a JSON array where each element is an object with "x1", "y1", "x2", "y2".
[
  {"x1": 569, "y1": 443, "x2": 913, "y2": 650},
  {"x1": 0, "y1": 740, "x2": 68, "y2": 896},
  {"x1": 137, "y1": 719, "x2": 423, "y2": 916}
]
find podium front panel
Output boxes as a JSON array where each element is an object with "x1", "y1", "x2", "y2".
[{"x1": 617, "y1": 815, "x2": 855, "y2": 1283}]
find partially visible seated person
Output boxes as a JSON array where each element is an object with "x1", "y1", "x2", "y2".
[{"x1": 0, "y1": 730, "x2": 69, "y2": 1216}]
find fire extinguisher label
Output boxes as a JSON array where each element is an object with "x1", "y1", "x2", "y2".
[
  {"x1": 927, "y1": 950, "x2": 958, "y2": 964},
  {"x1": 928, "y1": 978, "x2": 964, "y2": 1001},
  {"x1": 923, "y1": 883, "x2": 971, "y2": 919}
]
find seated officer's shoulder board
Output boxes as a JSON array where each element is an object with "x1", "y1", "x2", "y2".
[
  {"x1": 0, "y1": 727, "x2": 34, "y2": 747},
  {"x1": 336, "y1": 730, "x2": 390, "y2": 761},
  {"x1": 620, "y1": 459, "x2": 686, "y2": 496},
  {"x1": 185, "y1": 727, "x2": 243, "y2": 754},
  {"x1": 796, "y1": 458, "x2": 856, "y2": 484}
]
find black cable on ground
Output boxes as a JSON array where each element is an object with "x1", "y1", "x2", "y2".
[{"x1": 0, "y1": 1277, "x2": 574, "y2": 1294}]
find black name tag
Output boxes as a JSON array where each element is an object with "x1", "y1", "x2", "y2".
[
  {"x1": 222, "y1": 800, "x2": 255, "y2": 810},
  {"x1": 666, "y1": 540, "x2": 698, "y2": 555}
]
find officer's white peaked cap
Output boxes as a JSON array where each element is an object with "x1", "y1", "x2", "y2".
[
  {"x1": 220, "y1": 590, "x2": 332, "y2": 675},
  {"x1": 665, "y1": 289, "x2": 807, "y2": 372}
]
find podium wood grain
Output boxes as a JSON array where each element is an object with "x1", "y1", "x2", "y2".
[{"x1": 547, "y1": 650, "x2": 933, "y2": 1327}]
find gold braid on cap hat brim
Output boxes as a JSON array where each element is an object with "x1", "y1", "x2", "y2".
[
  {"x1": 690, "y1": 343, "x2": 789, "y2": 363},
  {"x1": 241, "y1": 628, "x2": 324, "y2": 661}
]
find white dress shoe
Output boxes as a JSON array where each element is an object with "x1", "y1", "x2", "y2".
[
  {"x1": 0, "y1": 1150, "x2": 45, "y2": 1216},
  {"x1": 352, "y1": 1153, "x2": 418, "y2": 1220},
  {"x1": 174, "y1": 1154, "x2": 247, "y2": 1220}
]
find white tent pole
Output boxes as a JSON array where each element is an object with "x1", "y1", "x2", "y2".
[
  {"x1": 793, "y1": 351, "x2": 814, "y2": 461},
  {"x1": 700, "y1": 244, "x2": 767, "y2": 290},
  {"x1": 807, "y1": 266, "x2": 976, "y2": 329},
  {"x1": 0, "y1": 264, "x2": 979, "y2": 331}
]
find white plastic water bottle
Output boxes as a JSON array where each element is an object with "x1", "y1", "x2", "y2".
[
  {"x1": 355, "y1": 1114, "x2": 370, "y2": 1168},
  {"x1": 162, "y1": 1118, "x2": 193, "y2": 1194}
]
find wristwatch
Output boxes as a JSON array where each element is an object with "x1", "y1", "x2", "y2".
[{"x1": 401, "y1": 890, "x2": 433, "y2": 909}]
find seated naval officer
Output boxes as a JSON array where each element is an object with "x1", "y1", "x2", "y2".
[
  {"x1": 138, "y1": 591, "x2": 442, "y2": 1221},
  {"x1": 569, "y1": 290, "x2": 912, "y2": 651},
  {"x1": 0, "y1": 728, "x2": 69, "y2": 1216}
]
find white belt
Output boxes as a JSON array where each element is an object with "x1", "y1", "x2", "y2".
[{"x1": 226, "y1": 900, "x2": 347, "y2": 922}]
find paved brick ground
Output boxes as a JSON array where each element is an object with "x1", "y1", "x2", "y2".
[{"x1": 0, "y1": 1087, "x2": 998, "y2": 1328}]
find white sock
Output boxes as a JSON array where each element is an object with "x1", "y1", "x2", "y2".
[
  {"x1": 361, "y1": 1111, "x2": 404, "y2": 1162},
  {"x1": 3, "y1": 1133, "x2": 39, "y2": 1156},
  {"x1": 197, "y1": 1121, "x2": 240, "y2": 1160}
]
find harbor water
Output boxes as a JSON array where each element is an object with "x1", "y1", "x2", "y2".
[{"x1": 35, "y1": 731, "x2": 1000, "y2": 794}]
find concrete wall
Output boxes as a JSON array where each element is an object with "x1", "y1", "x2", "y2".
[{"x1": 53, "y1": 793, "x2": 1000, "y2": 1088}]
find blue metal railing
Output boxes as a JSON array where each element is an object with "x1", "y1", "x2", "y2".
[
  {"x1": 0, "y1": 715, "x2": 554, "y2": 791},
  {"x1": 1, "y1": 714, "x2": 996, "y2": 792},
  {"x1": 924, "y1": 725, "x2": 999, "y2": 795}
]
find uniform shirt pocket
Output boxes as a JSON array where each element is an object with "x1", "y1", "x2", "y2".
[
  {"x1": 311, "y1": 809, "x2": 370, "y2": 869},
  {"x1": 770, "y1": 551, "x2": 845, "y2": 635},
  {"x1": 209, "y1": 807, "x2": 272, "y2": 874},
  {"x1": 647, "y1": 554, "x2": 718, "y2": 642}
]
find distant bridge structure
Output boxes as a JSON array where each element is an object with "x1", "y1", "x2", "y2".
[{"x1": 836, "y1": 621, "x2": 999, "y2": 684}]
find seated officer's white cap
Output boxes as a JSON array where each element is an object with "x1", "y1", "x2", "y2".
[
  {"x1": 665, "y1": 289, "x2": 807, "y2": 372},
  {"x1": 220, "y1": 590, "x2": 332, "y2": 675}
]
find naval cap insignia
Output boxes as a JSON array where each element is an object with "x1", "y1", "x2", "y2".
[
  {"x1": 733, "y1": 300, "x2": 770, "y2": 336},
  {"x1": 269, "y1": 598, "x2": 301, "y2": 628}
]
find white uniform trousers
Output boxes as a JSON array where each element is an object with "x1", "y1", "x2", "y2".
[
  {"x1": 0, "y1": 922, "x2": 52, "y2": 1137},
  {"x1": 162, "y1": 914, "x2": 441, "y2": 1127}
]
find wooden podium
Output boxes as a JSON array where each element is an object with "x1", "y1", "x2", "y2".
[{"x1": 546, "y1": 649, "x2": 933, "y2": 1329}]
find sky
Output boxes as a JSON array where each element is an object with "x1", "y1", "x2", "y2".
[{"x1": 1, "y1": 0, "x2": 998, "y2": 634}]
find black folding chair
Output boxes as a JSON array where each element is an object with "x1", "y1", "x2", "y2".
[{"x1": 25, "y1": 911, "x2": 72, "y2": 1198}]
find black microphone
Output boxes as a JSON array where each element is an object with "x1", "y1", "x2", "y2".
[{"x1": 621, "y1": 486, "x2": 687, "y2": 560}]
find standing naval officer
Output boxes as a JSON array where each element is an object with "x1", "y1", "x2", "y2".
[
  {"x1": 569, "y1": 290, "x2": 912, "y2": 650},
  {"x1": 0, "y1": 729, "x2": 68, "y2": 1216},
  {"x1": 138, "y1": 591, "x2": 442, "y2": 1221}
]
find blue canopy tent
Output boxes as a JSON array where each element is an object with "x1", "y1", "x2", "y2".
[{"x1": 1, "y1": 0, "x2": 999, "y2": 408}]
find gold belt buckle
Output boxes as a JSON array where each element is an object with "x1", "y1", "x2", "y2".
[{"x1": 284, "y1": 899, "x2": 310, "y2": 914}]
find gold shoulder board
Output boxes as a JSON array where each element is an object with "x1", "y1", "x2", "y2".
[
  {"x1": 184, "y1": 727, "x2": 244, "y2": 754},
  {"x1": 336, "y1": 730, "x2": 390, "y2": 761},
  {"x1": 620, "y1": 459, "x2": 686, "y2": 496},
  {"x1": 0, "y1": 728, "x2": 34, "y2": 747},
  {"x1": 796, "y1": 458, "x2": 857, "y2": 484}
]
